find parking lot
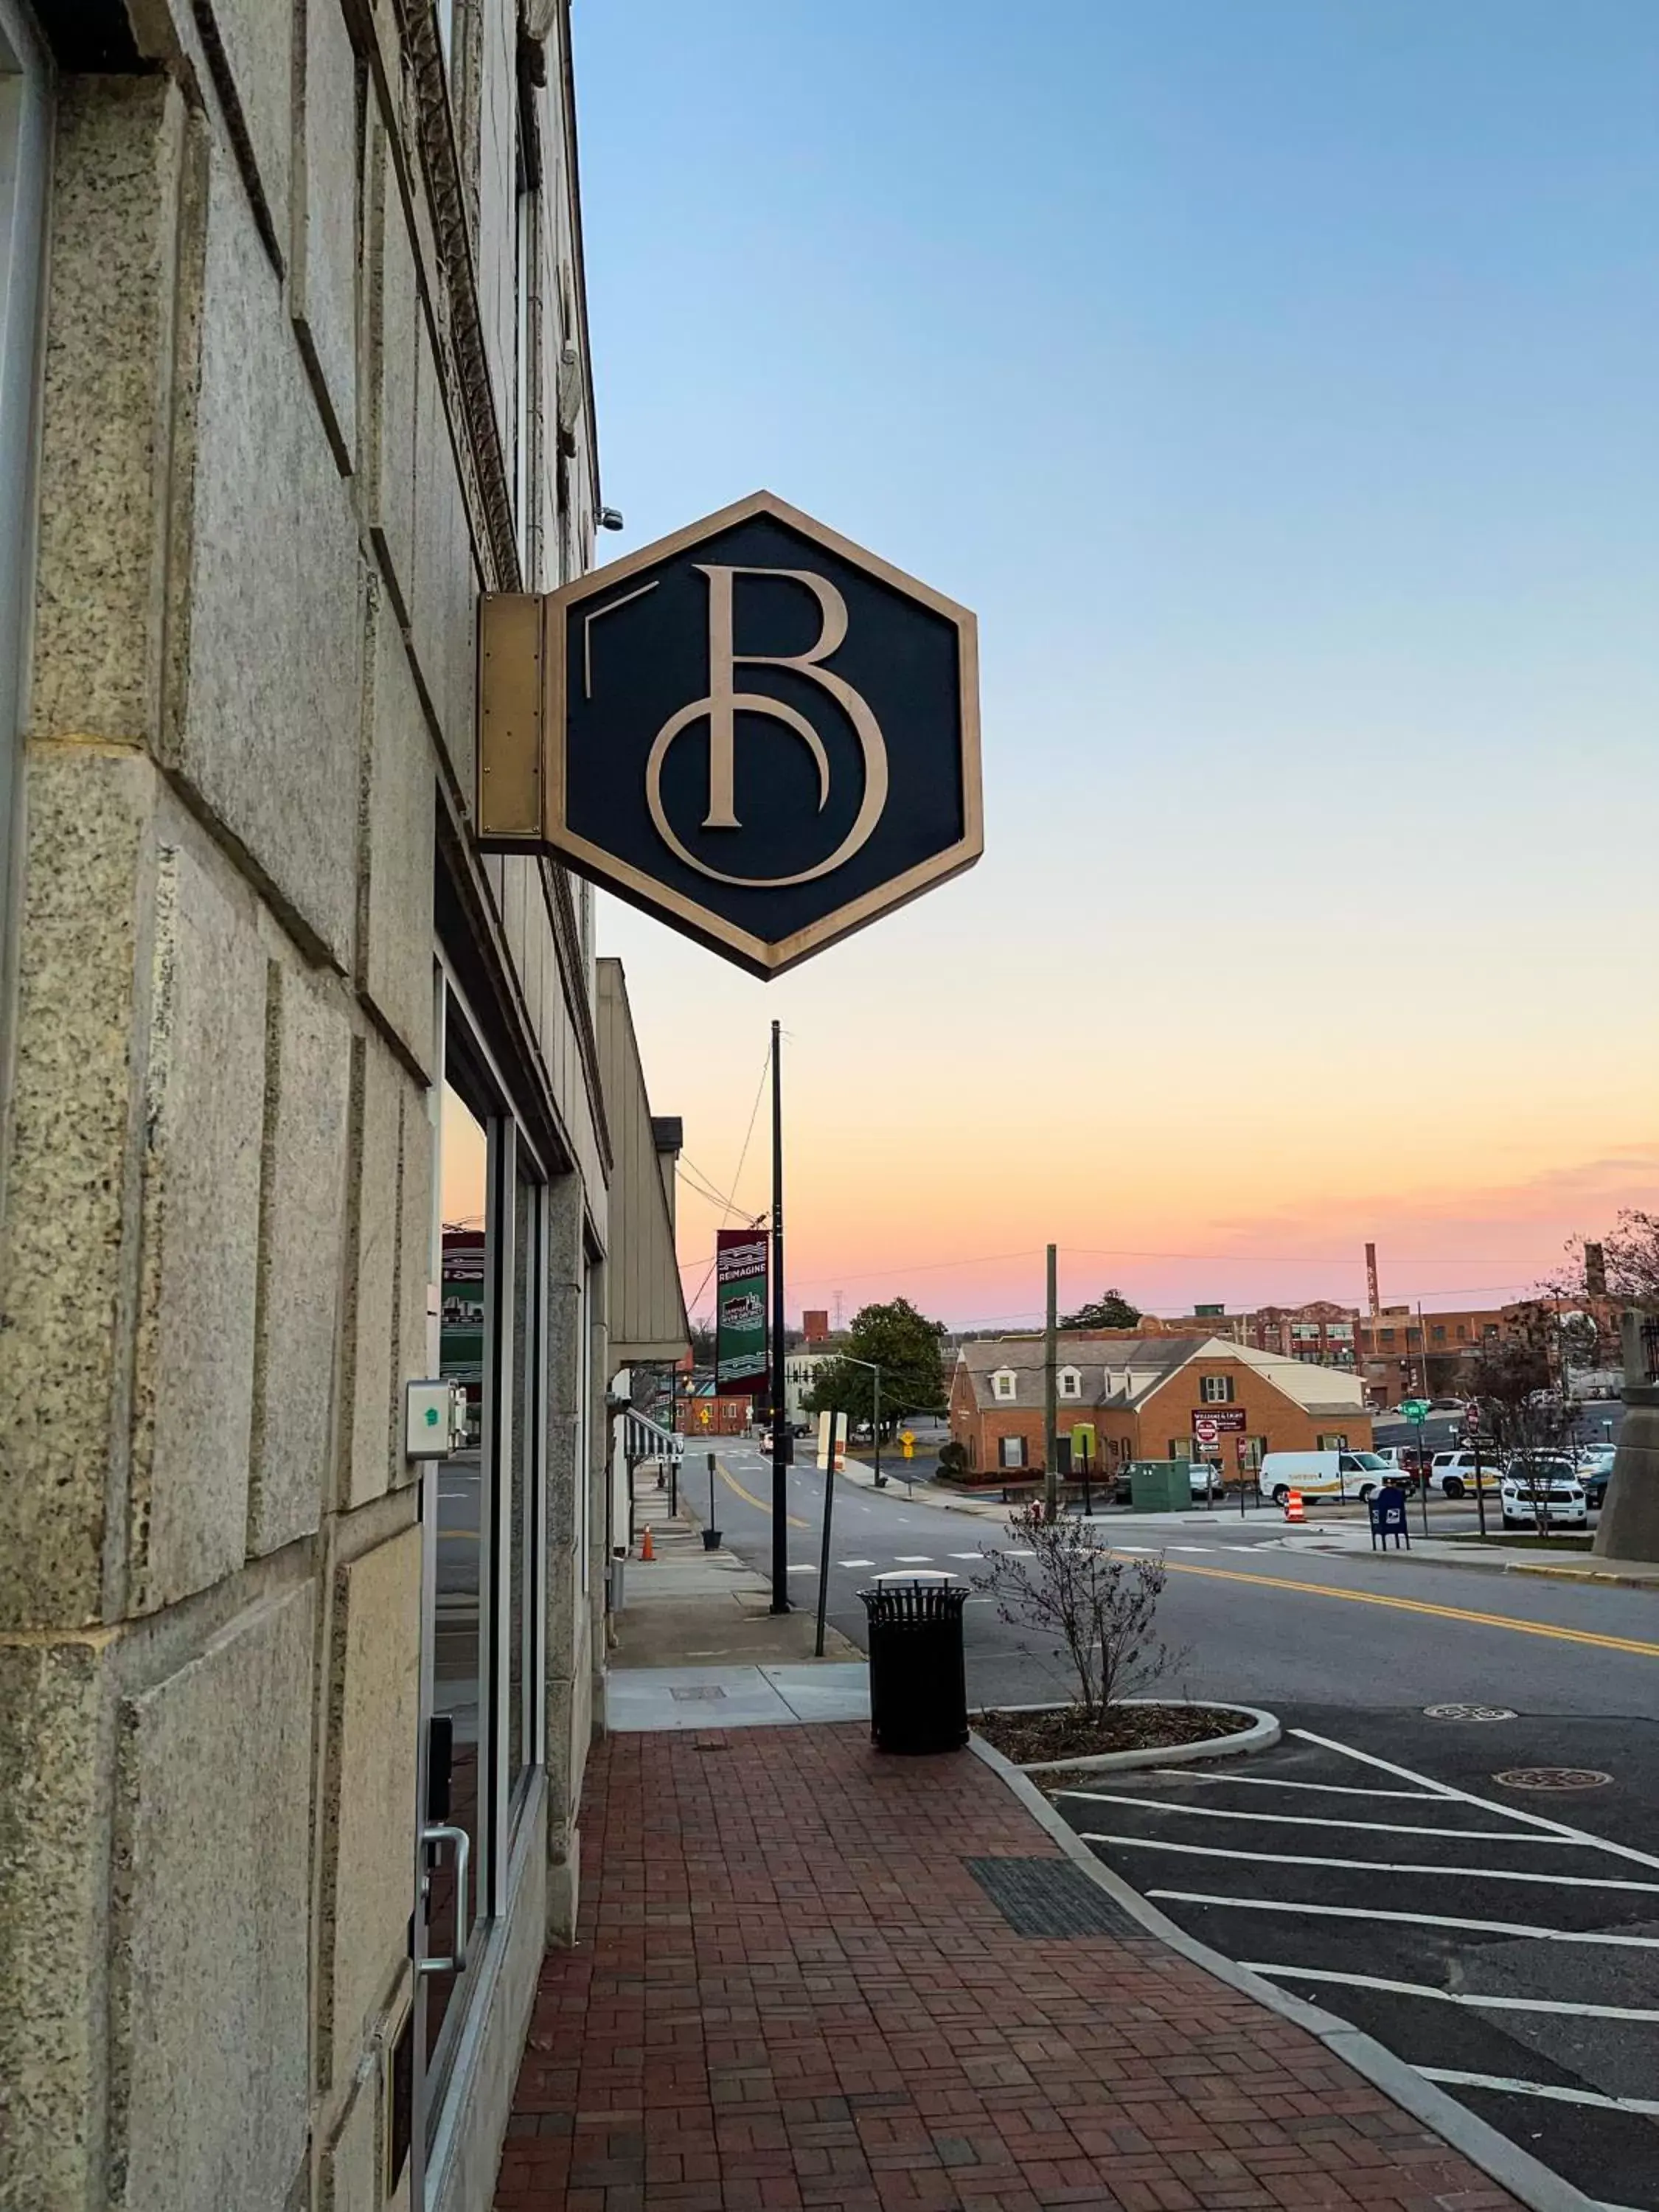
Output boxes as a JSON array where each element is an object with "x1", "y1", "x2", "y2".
[{"x1": 1051, "y1": 1706, "x2": 1659, "y2": 2211}]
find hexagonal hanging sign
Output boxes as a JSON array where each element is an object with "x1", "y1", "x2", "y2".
[{"x1": 476, "y1": 491, "x2": 981, "y2": 977}]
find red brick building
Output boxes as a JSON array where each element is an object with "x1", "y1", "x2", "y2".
[{"x1": 949, "y1": 1333, "x2": 1372, "y2": 1478}]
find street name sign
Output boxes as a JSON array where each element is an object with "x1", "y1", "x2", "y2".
[
  {"x1": 1399, "y1": 1399, "x2": 1430, "y2": 1423},
  {"x1": 476, "y1": 491, "x2": 982, "y2": 977}
]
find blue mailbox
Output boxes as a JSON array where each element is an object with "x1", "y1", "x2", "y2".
[{"x1": 1368, "y1": 1484, "x2": 1411, "y2": 1550}]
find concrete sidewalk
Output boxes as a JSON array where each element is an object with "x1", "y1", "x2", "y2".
[
  {"x1": 1284, "y1": 1527, "x2": 1659, "y2": 1587},
  {"x1": 495, "y1": 1723, "x2": 1526, "y2": 2212},
  {"x1": 611, "y1": 1508, "x2": 862, "y2": 1670}
]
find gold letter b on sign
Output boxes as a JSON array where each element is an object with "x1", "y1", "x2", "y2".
[{"x1": 644, "y1": 564, "x2": 889, "y2": 886}]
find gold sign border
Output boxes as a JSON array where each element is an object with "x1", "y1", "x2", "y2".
[{"x1": 477, "y1": 489, "x2": 981, "y2": 979}]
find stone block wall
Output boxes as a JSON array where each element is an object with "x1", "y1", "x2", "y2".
[{"x1": 0, "y1": 3, "x2": 611, "y2": 2207}]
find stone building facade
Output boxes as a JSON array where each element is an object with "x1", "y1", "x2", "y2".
[{"x1": 0, "y1": 2, "x2": 649, "y2": 2206}]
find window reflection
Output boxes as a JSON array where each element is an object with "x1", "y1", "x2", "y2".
[
  {"x1": 429, "y1": 1081, "x2": 488, "y2": 2056},
  {"x1": 509, "y1": 1168, "x2": 535, "y2": 1792}
]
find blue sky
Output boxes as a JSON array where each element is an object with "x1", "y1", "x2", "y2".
[{"x1": 571, "y1": 1, "x2": 1659, "y2": 1327}]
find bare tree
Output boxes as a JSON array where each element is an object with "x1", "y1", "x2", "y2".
[
  {"x1": 1549, "y1": 1212, "x2": 1659, "y2": 1310},
  {"x1": 973, "y1": 1506, "x2": 1169, "y2": 1718}
]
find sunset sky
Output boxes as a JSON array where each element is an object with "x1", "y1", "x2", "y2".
[{"x1": 572, "y1": 0, "x2": 1659, "y2": 1332}]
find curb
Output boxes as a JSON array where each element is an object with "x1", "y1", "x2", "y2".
[
  {"x1": 978, "y1": 1698, "x2": 1279, "y2": 1775},
  {"x1": 968, "y1": 1731, "x2": 1599, "y2": 2212},
  {"x1": 1506, "y1": 1557, "x2": 1659, "y2": 1590},
  {"x1": 1285, "y1": 1539, "x2": 1514, "y2": 1573}
]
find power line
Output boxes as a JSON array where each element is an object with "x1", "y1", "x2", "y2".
[{"x1": 681, "y1": 1048, "x2": 772, "y2": 1321}]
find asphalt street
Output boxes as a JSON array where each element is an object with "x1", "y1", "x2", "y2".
[{"x1": 688, "y1": 1444, "x2": 1659, "y2": 2208}]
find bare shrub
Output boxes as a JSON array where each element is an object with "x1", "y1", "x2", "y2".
[{"x1": 973, "y1": 1504, "x2": 1169, "y2": 1719}]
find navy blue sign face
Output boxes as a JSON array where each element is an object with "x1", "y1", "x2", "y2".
[{"x1": 546, "y1": 493, "x2": 981, "y2": 976}]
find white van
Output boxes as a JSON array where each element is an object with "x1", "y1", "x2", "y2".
[{"x1": 1257, "y1": 1450, "x2": 1394, "y2": 1504}]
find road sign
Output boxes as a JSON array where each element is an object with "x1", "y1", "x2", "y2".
[
  {"x1": 1399, "y1": 1399, "x2": 1430, "y2": 1423},
  {"x1": 1192, "y1": 1406, "x2": 1247, "y2": 1434},
  {"x1": 476, "y1": 492, "x2": 982, "y2": 978},
  {"x1": 1464, "y1": 1404, "x2": 1482, "y2": 1433}
]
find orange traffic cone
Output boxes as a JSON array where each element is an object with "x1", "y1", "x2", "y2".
[
  {"x1": 1284, "y1": 1489, "x2": 1305, "y2": 1524},
  {"x1": 641, "y1": 1525, "x2": 655, "y2": 1561}
]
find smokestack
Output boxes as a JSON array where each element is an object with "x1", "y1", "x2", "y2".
[{"x1": 1365, "y1": 1242, "x2": 1380, "y2": 1319}]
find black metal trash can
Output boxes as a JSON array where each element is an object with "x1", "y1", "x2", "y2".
[{"x1": 860, "y1": 1572, "x2": 970, "y2": 1754}]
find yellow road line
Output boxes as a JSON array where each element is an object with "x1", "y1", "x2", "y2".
[
  {"x1": 1157, "y1": 1558, "x2": 1659, "y2": 1658},
  {"x1": 717, "y1": 1457, "x2": 810, "y2": 1529}
]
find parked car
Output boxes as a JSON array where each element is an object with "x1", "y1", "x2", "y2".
[
  {"x1": 1371, "y1": 1446, "x2": 1422, "y2": 1484},
  {"x1": 1189, "y1": 1460, "x2": 1225, "y2": 1503},
  {"x1": 1425, "y1": 1449, "x2": 1500, "y2": 1499},
  {"x1": 1256, "y1": 1450, "x2": 1393, "y2": 1503},
  {"x1": 1500, "y1": 1461, "x2": 1587, "y2": 1529},
  {"x1": 1576, "y1": 1446, "x2": 1616, "y2": 1508}
]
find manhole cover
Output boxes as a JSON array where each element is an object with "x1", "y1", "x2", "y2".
[
  {"x1": 1493, "y1": 1767, "x2": 1612, "y2": 1792},
  {"x1": 1423, "y1": 1703, "x2": 1517, "y2": 1721}
]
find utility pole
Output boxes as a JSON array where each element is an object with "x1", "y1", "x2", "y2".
[
  {"x1": 1044, "y1": 1242, "x2": 1059, "y2": 1520},
  {"x1": 769, "y1": 1020, "x2": 788, "y2": 1614},
  {"x1": 872, "y1": 1359, "x2": 883, "y2": 1491}
]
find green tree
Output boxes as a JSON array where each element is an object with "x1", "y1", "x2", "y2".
[
  {"x1": 1057, "y1": 1287, "x2": 1141, "y2": 1331},
  {"x1": 804, "y1": 1297, "x2": 947, "y2": 1434}
]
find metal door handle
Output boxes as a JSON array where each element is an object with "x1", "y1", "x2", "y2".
[{"x1": 418, "y1": 1821, "x2": 470, "y2": 1976}]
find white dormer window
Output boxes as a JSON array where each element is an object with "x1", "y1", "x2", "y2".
[
  {"x1": 1199, "y1": 1374, "x2": 1235, "y2": 1404},
  {"x1": 1058, "y1": 1366, "x2": 1082, "y2": 1399},
  {"x1": 992, "y1": 1368, "x2": 1017, "y2": 1402}
]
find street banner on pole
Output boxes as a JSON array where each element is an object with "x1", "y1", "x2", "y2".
[{"x1": 714, "y1": 1229, "x2": 768, "y2": 1394}]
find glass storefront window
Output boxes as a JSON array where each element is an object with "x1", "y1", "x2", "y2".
[
  {"x1": 429, "y1": 1079, "x2": 490, "y2": 2062},
  {"x1": 508, "y1": 1164, "x2": 538, "y2": 1795}
]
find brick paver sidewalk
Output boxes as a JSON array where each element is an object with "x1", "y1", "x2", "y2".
[{"x1": 495, "y1": 1724, "x2": 1518, "y2": 2212}]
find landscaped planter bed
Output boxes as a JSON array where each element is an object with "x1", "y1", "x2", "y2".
[{"x1": 973, "y1": 1697, "x2": 1270, "y2": 1772}]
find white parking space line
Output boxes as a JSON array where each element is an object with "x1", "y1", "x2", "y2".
[
  {"x1": 1293, "y1": 1728, "x2": 1659, "y2": 1877},
  {"x1": 947, "y1": 1551, "x2": 984, "y2": 1560},
  {"x1": 837, "y1": 1559, "x2": 875, "y2": 1568},
  {"x1": 1078, "y1": 1833, "x2": 1659, "y2": 1890},
  {"x1": 1055, "y1": 1792, "x2": 1587, "y2": 1843},
  {"x1": 1167, "y1": 1545, "x2": 1217, "y2": 1553},
  {"x1": 786, "y1": 1562, "x2": 817, "y2": 1573},
  {"x1": 892, "y1": 1554, "x2": 933, "y2": 1563},
  {"x1": 1147, "y1": 1890, "x2": 1659, "y2": 1949},
  {"x1": 1416, "y1": 2070, "x2": 1659, "y2": 2121},
  {"x1": 1245, "y1": 1962, "x2": 1659, "y2": 2023},
  {"x1": 1147, "y1": 1771, "x2": 1444, "y2": 1799}
]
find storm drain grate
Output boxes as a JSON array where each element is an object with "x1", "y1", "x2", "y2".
[
  {"x1": 669, "y1": 1685, "x2": 728, "y2": 1702},
  {"x1": 964, "y1": 1856, "x2": 1140, "y2": 1939}
]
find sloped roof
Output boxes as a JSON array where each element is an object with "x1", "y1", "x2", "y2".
[
  {"x1": 958, "y1": 1333, "x2": 1368, "y2": 1416},
  {"x1": 959, "y1": 1335, "x2": 1196, "y2": 1409}
]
